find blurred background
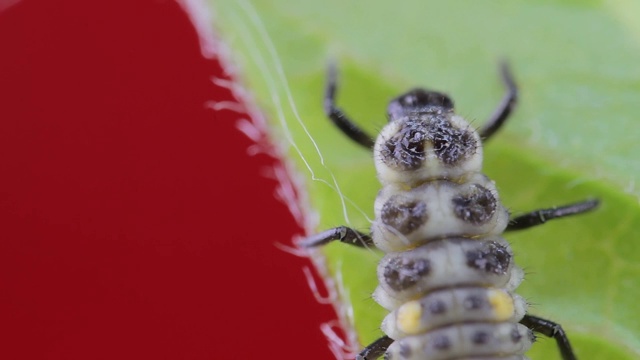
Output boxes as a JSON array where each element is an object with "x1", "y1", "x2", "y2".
[{"x1": 0, "y1": 0, "x2": 334, "y2": 358}]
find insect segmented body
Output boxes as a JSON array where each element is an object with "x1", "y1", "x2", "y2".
[{"x1": 301, "y1": 62, "x2": 599, "y2": 360}]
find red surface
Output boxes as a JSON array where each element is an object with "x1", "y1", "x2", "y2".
[{"x1": 0, "y1": 0, "x2": 336, "y2": 359}]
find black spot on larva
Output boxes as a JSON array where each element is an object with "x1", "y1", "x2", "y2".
[
  {"x1": 428, "y1": 299, "x2": 447, "y2": 315},
  {"x1": 472, "y1": 330, "x2": 491, "y2": 345},
  {"x1": 383, "y1": 256, "x2": 431, "y2": 292},
  {"x1": 511, "y1": 326, "x2": 523, "y2": 343},
  {"x1": 381, "y1": 195, "x2": 428, "y2": 234},
  {"x1": 465, "y1": 241, "x2": 511, "y2": 275},
  {"x1": 463, "y1": 293, "x2": 485, "y2": 310},
  {"x1": 428, "y1": 117, "x2": 477, "y2": 166},
  {"x1": 432, "y1": 334, "x2": 451, "y2": 351},
  {"x1": 383, "y1": 352, "x2": 391, "y2": 360},
  {"x1": 398, "y1": 342, "x2": 412, "y2": 358},
  {"x1": 451, "y1": 184, "x2": 497, "y2": 225},
  {"x1": 381, "y1": 120, "x2": 427, "y2": 171},
  {"x1": 380, "y1": 110, "x2": 478, "y2": 171}
]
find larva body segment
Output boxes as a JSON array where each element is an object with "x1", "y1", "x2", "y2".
[{"x1": 372, "y1": 173, "x2": 510, "y2": 252}]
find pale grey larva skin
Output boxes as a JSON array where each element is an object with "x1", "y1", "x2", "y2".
[
  {"x1": 385, "y1": 323, "x2": 534, "y2": 360},
  {"x1": 369, "y1": 108, "x2": 532, "y2": 359}
]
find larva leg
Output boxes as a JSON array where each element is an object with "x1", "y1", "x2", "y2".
[
  {"x1": 506, "y1": 199, "x2": 599, "y2": 231},
  {"x1": 324, "y1": 62, "x2": 376, "y2": 149},
  {"x1": 299, "y1": 226, "x2": 374, "y2": 248},
  {"x1": 520, "y1": 314, "x2": 577, "y2": 360},
  {"x1": 478, "y1": 61, "x2": 518, "y2": 141},
  {"x1": 356, "y1": 335, "x2": 394, "y2": 360}
]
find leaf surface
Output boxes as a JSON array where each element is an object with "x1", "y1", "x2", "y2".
[{"x1": 211, "y1": 1, "x2": 640, "y2": 358}]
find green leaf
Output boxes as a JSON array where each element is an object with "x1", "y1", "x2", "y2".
[{"x1": 210, "y1": 1, "x2": 640, "y2": 358}]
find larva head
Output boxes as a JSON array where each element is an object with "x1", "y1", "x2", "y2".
[
  {"x1": 386, "y1": 89, "x2": 454, "y2": 119},
  {"x1": 375, "y1": 89, "x2": 482, "y2": 186}
]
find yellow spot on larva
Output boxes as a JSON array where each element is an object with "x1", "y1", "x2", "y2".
[
  {"x1": 397, "y1": 300, "x2": 422, "y2": 334},
  {"x1": 488, "y1": 289, "x2": 514, "y2": 320}
]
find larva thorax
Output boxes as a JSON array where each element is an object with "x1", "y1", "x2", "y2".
[{"x1": 370, "y1": 89, "x2": 531, "y2": 360}]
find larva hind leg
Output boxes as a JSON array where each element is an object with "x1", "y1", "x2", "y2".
[
  {"x1": 356, "y1": 335, "x2": 394, "y2": 360},
  {"x1": 520, "y1": 314, "x2": 577, "y2": 360}
]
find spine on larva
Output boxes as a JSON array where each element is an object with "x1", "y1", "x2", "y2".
[{"x1": 370, "y1": 104, "x2": 532, "y2": 360}]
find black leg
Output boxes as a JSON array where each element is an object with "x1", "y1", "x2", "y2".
[
  {"x1": 506, "y1": 199, "x2": 599, "y2": 231},
  {"x1": 521, "y1": 314, "x2": 577, "y2": 360},
  {"x1": 298, "y1": 226, "x2": 374, "y2": 248},
  {"x1": 324, "y1": 63, "x2": 376, "y2": 149},
  {"x1": 478, "y1": 61, "x2": 518, "y2": 141},
  {"x1": 356, "y1": 335, "x2": 394, "y2": 360}
]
